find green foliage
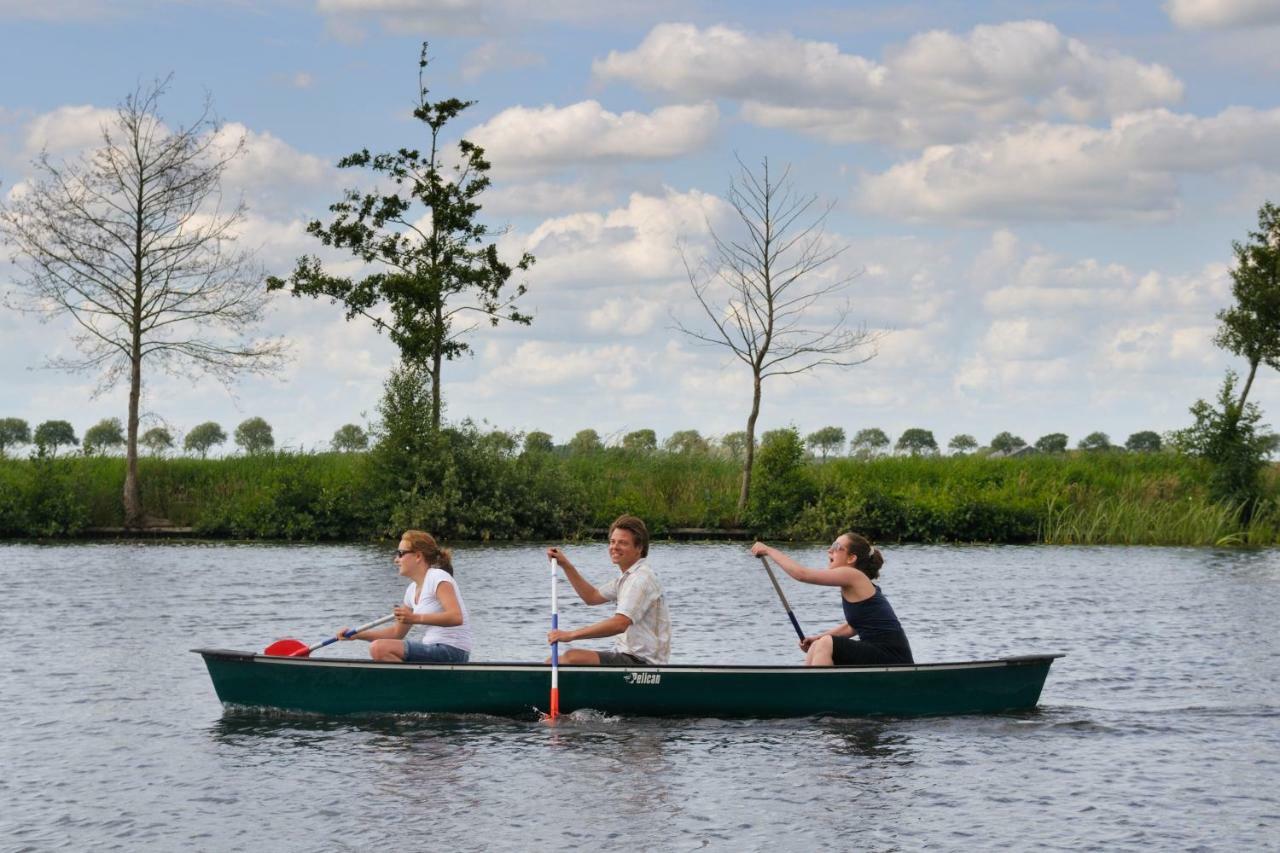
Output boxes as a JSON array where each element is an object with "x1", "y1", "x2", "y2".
[
  {"x1": 265, "y1": 43, "x2": 533, "y2": 431},
  {"x1": 331, "y1": 423, "x2": 369, "y2": 452},
  {"x1": 749, "y1": 427, "x2": 816, "y2": 533},
  {"x1": 140, "y1": 427, "x2": 174, "y2": 455},
  {"x1": 83, "y1": 417, "x2": 126, "y2": 455},
  {"x1": 1035, "y1": 433, "x2": 1069, "y2": 453},
  {"x1": 234, "y1": 417, "x2": 274, "y2": 455},
  {"x1": 850, "y1": 427, "x2": 889, "y2": 458},
  {"x1": 664, "y1": 429, "x2": 710, "y2": 454},
  {"x1": 947, "y1": 434, "x2": 977, "y2": 454},
  {"x1": 184, "y1": 421, "x2": 227, "y2": 457},
  {"x1": 1079, "y1": 431, "x2": 1112, "y2": 452},
  {"x1": 990, "y1": 431, "x2": 1026, "y2": 453},
  {"x1": 0, "y1": 418, "x2": 31, "y2": 457},
  {"x1": 719, "y1": 431, "x2": 748, "y2": 461},
  {"x1": 622, "y1": 429, "x2": 657, "y2": 452},
  {"x1": 895, "y1": 428, "x2": 938, "y2": 456},
  {"x1": 568, "y1": 429, "x2": 603, "y2": 454},
  {"x1": 523, "y1": 431, "x2": 554, "y2": 454},
  {"x1": 1125, "y1": 431, "x2": 1162, "y2": 453},
  {"x1": 1215, "y1": 200, "x2": 1280, "y2": 405},
  {"x1": 805, "y1": 426, "x2": 845, "y2": 459},
  {"x1": 34, "y1": 420, "x2": 78, "y2": 456},
  {"x1": 0, "y1": 455, "x2": 90, "y2": 535},
  {"x1": 1172, "y1": 370, "x2": 1274, "y2": 510}
]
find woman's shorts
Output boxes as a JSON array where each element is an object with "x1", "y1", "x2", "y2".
[
  {"x1": 595, "y1": 650, "x2": 651, "y2": 667},
  {"x1": 403, "y1": 641, "x2": 470, "y2": 663},
  {"x1": 830, "y1": 636, "x2": 913, "y2": 666}
]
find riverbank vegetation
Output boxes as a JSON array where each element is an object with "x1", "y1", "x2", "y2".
[{"x1": 3, "y1": 425, "x2": 1277, "y2": 545}]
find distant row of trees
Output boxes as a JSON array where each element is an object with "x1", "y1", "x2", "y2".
[{"x1": 0, "y1": 416, "x2": 373, "y2": 458}]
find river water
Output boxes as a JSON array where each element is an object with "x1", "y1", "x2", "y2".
[{"x1": 1, "y1": 541, "x2": 1276, "y2": 851}]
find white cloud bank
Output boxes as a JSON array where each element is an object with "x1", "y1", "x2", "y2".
[
  {"x1": 594, "y1": 21, "x2": 1183, "y2": 147},
  {"x1": 468, "y1": 100, "x2": 718, "y2": 176},
  {"x1": 858, "y1": 106, "x2": 1280, "y2": 221}
]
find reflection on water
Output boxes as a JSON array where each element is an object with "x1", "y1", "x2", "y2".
[{"x1": 2, "y1": 541, "x2": 1278, "y2": 850}]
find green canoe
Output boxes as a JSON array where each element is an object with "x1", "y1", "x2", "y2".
[{"x1": 194, "y1": 649, "x2": 1062, "y2": 718}]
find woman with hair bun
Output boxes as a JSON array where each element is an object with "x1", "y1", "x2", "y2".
[
  {"x1": 337, "y1": 529, "x2": 472, "y2": 663},
  {"x1": 750, "y1": 533, "x2": 912, "y2": 666}
]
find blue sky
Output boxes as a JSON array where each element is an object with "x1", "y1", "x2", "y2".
[{"x1": 2, "y1": 0, "x2": 1280, "y2": 453}]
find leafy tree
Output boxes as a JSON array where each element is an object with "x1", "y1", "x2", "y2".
[
  {"x1": 234, "y1": 417, "x2": 274, "y2": 455},
  {"x1": 568, "y1": 429, "x2": 602, "y2": 454},
  {"x1": 332, "y1": 423, "x2": 369, "y2": 452},
  {"x1": 1035, "y1": 433, "x2": 1069, "y2": 453},
  {"x1": 622, "y1": 429, "x2": 657, "y2": 452},
  {"x1": 1172, "y1": 370, "x2": 1275, "y2": 510},
  {"x1": 479, "y1": 429, "x2": 518, "y2": 456},
  {"x1": 0, "y1": 418, "x2": 31, "y2": 457},
  {"x1": 267, "y1": 44, "x2": 533, "y2": 432},
  {"x1": 0, "y1": 79, "x2": 285, "y2": 526},
  {"x1": 664, "y1": 429, "x2": 710, "y2": 454},
  {"x1": 674, "y1": 156, "x2": 878, "y2": 517},
  {"x1": 140, "y1": 427, "x2": 174, "y2": 455},
  {"x1": 895, "y1": 428, "x2": 938, "y2": 456},
  {"x1": 719, "y1": 431, "x2": 748, "y2": 461},
  {"x1": 523, "y1": 431, "x2": 554, "y2": 454},
  {"x1": 184, "y1": 421, "x2": 227, "y2": 458},
  {"x1": 990, "y1": 431, "x2": 1027, "y2": 454},
  {"x1": 1214, "y1": 201, "x2": 1280, "y2": 413},
  {"x1": 1078, "y1": 431, "x2": 1112, "y2": 452},
  {"x1": 850, "y1": 427, "x2": 891, "y2": 458},
  {"x1": 749, "y1": 427, "x2": 815, "y2": 531},
  {"x1": 34, "y1": 420, "x2": 78, "y2": 456},
  {"x1": 805, "y1": 426, "x2": 846, "y2": 460},
  {"x1": 83, "y1": 418, "x2": 126, "y2": 455},
  {"x1": 1125, "y1": 430, "x2": 1163, "y2": 453},
  {"x1": 947, "y1": 434, "x2": 978, "y2": 455}
]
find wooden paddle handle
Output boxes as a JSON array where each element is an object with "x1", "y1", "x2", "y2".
[{"x1": 758, "y1": 554, "x2": 806, "y2": 641}]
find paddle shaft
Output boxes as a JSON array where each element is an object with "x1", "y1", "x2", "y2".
[
  {"x1": 549, "y1": 556, "x2": 560, "y2": 719},
  {"x1": 296, "y1": 613, "x2": 397, "y2": 656},
  {"x1": 758, "y1": 554, "x2": 806, "y2": 641}
]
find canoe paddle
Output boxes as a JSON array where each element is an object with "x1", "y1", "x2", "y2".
[
  {"x1": 263, "y1": 613, "x2": 397, "y2": 658},
  {"x1": 757, "y1": 554, "x2": 806, "y2": 641},
  {"x1": 548, "y1": 556, "x2": 560, "y2": 720}
]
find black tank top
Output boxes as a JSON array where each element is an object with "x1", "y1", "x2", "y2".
[{"x1": 841, "y1": 585, "x2": 912, "y2": 657}]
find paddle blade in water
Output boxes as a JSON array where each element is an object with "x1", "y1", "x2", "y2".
[{"x1": 263, "y1": 638, "x2": 309, "y2": 657}]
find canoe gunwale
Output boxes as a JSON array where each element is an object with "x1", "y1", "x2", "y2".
[{"x1": 193, "y1": 647, "x2": 1063, "y2": 674}]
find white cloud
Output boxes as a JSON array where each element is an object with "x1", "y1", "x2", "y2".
[
  {"x1": 858, "y1": 106, "x2": 1280, "y2": 221},
  {"x1": 22, "y1": 105, "x2": 118, "y2": 156},
  {"x1": 595, "y1": 21, "x2": 1182, "y2": 147},
  {"x1": 515, "y1": 187, "x2": 725, "y2": 286},
  {"x1": 1165, "y1": 0, "x2": 1280, "y2": 29},
  {"x1": 467, "y1": 100, "x2": 717, "y2": 176}
]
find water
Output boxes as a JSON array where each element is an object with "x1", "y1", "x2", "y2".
[{"x1": 1, "y1": 541, "x2": 1277, "y2": 851}]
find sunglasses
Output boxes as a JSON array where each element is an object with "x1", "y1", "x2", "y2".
[{"x1": 395, "y1": 548, "x2": 415, "y2": 558}]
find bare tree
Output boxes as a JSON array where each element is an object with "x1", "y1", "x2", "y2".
[
  {"x1": 674, "y1": 157, "x2": 879, "y2": 515},
  {"x1": 0, "y1": 79, "x2": 286, "y2": 527}
]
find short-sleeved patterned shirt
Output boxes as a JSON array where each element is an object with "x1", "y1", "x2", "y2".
[{"x1": 597, "y1": 559, "x2": 671, "y2": 664}]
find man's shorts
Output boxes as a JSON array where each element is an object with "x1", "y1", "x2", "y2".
[{"x1": 595, "y1": 650, "x2": 652, "y2": 667}]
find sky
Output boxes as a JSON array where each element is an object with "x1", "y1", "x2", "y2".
[{"x1": 2, "y1": 0, "x2": 1280, "y2": 453}]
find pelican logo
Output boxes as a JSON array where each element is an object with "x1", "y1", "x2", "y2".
[{"x1": 624, "y1": 672, "x2": 660, "y2": 685}]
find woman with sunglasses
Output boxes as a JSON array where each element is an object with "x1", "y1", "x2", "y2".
[
  {"x1": 750, "y1": 533, "x2": 912, "y2": 666},
  {"x1": 336, "y1": 529, "x2": 472, "y2": 663}
]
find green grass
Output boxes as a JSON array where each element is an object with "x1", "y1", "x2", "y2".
[{"x1": 1, "y1": 448, "x2": 1276, "y2": 545}]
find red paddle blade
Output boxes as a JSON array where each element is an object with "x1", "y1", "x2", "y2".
[{"x1": 263, "y1": 638, "x2": 309, "y2": 657}]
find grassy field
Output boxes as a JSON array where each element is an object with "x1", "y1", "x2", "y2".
[{"x1": 1, "y1": 448, "x2": 1277, "y2": 545}]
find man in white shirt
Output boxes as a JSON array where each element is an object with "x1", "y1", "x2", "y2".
[{"x1": 546, "y1": 514, "x2": 671, "y2": 666}]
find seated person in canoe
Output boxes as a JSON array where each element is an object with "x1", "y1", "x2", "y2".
[
  {"x1": 546, "y1": 514, "x2": 671, "y2": 666},
  {"x1": 337, "y1": 529, "x2": 472, "y2": 663},
  {"x1": 751, "y1": 533, "x2": 912, "y2": 666}
]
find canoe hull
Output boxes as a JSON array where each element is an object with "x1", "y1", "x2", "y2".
[{"x1": 194, "y1": 649, "x2": 1061, "y2": 718}]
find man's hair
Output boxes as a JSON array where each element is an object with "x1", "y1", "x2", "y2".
[{"x1": 608, "y1": 514, "x2": 649, "y2": 557}]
